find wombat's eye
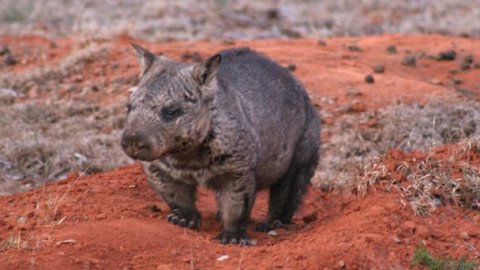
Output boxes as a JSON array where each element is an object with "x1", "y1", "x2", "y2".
[{"x1": 161, "y1": 106, "x2": 183, "y2": 122}]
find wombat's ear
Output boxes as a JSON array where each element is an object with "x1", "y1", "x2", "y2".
[
  {"x1": 192, "y1": 54, "x2": 222, "y2": 86},
  {"x1": 131, "y1": 42, "x2": 155, "y2": 77}
]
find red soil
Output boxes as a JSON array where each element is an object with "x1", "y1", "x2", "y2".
[{"x1": 1, "y1": 34, "x2": 479, "y2": 269}]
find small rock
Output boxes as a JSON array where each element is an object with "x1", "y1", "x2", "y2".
[
  {"x1": 95, "y1": 213, "x2": 107, "y2": 219},
  {"x1": 394, "y1": 236, "x2": 402, "y2": 244},
  {"x1": 459, "y1": 232, "x2": 470, "y2": 240},
  {"x1": 4, "y1": 54, "x2": 16, "y2": 66},
  {"x1": 287, "y1": 64, "x2": 296, "y2": 72},
  {"x1": 339, "y1": 260, "x2": 346, "y2": 269},
  {"x1": 267, "y1": 230, "x2": 278, "y2": 237},
  {"x1": 56, "y1": 239, "x2": 77, "y2": 245},
  {"x1": 459, "y1": 62, "x2": 471, "y2": 71},
  {"x1": 216, "y1": 255, "x2": 229, "y2": 262},
  {"x1": 435, "y1": 50, "x2": 457, "y2": 61},
  {"x1": 0, "y1": 46, "x2": 10, "y2": 56},
  {"x1": 402, "y1": 55, "x2": 416, "y2": 67},
  {"x1": 302, "y1": 212, "x2": 318, "y2": 223},
  {"x1": 347, "y1": 44, "x2": 361, "y2": 52},
  {"x1": 386, "y1": 45, "x2": 397, "y2": 54},
  {"x1": 430, "y1": 78, "x2": 442, "y2": 85},
  {"x1": 364, "y1": 74, "x2": 375, "y2": 84},
  {"x1": 448, "y1": 69, "x2": 458, "y2": 74},
  {"x1": 372, "y1": 64, "x2": 385, "y2": 73},
  {"x1": 463, "y1": 54, "x2": 474, "y2": 65},
  {"x1": 318, "y1": 40, "x2": 327, "y2": 47},
  {"x1": 451, "y1": 77, "x2": 462, "y2": 85},
  {"x1": 319, "y1": 183, "x2": 332, "y2": 192},
  {"x1": 146, "y1": 204, "x2": 162, "y2": 213},
  {"x1": 72, "y1": 75, "x2": 84, "y2": 83}
]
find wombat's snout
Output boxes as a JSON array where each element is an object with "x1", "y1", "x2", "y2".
[{"x1": 121, "y1": 131, "x2": 153, "y2": 161}]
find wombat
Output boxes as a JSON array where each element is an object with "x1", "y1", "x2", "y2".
[{"x1": 121, "y1": 43, "x2": 320, "y2": 245}]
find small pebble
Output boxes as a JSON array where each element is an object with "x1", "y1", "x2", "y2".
[
  {"x1": 0, "y1": 46, "x2": 10, "y2": 56},
  {"x1": 347, "y1": 44, "x2": 361, "y2": 52},
  {"x1": 394, "y1": 236, "x2": 402, "y2": 244},
  {"x1": 302, "y1": 212, "x2": 318, "y2": 223},
  {"x1": 459, "y1": 232, "x2": 470, "y2": 240},
  {"x1": 216, "y1": 255, "x2": 229, "y2": 262},
  {"x1": 364, "y1": 74, "x2": 375, "y2": 84},
  {"x1": 448, "y1": 69, "x2": 458, "y2": 74},
  {"x1": 402, "y1": 55, "x2": 416, "y2": 67},
  {"x1": 146, "y1": 204, "x2": 162, "y2": 212},
  {"x1": 386, "y1": 45, "x2": 397, "y2": 54},
  {"x1": 4, "y1": 54, "x2": 16, "y2": 66},
  {"x1": 451, "y1": 77, "x2": 462, "y2": 85},
  {"x1": 267, "y1": 230, "x2": 278, "y2": 237},
  {"x1": 430, "y1": 78, "x2": 442, "y2": 85},
  {"x1": 287, "y1": 64, "x2": 296, "y2": 72},
  {"x1": 435, "y1": 50, "x2": 457, "y2": 61},
  {"x1": 463, "y1": 54, "x2": 474, "y2": 65},
  {"x1": 319, "y1": 183, "x2": 332, "y2": 192},
  {"x1": 459, "y1": 62, "x2": 471, "y2": 71},
  {"x1": 372, "y1": 64, "x2": 385, "y2": 73}
]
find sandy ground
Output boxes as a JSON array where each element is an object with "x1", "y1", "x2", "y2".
[{"x1": 0, "y1": 34, "x2": 479, "y2": 268}]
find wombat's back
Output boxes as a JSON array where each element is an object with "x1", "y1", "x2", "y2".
[{"x1": 215, "y1": 48, "x2": 319, "y2": 187}]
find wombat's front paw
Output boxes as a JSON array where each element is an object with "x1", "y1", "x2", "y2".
[
  {"x1": 255, "y1": 220, "x2": 287, "y2": 232},
  {"x1": 167, "y1": 208, "x2": 201, "y2": 229},
  {"x1": 215, "y1": 231, "x2": 256, "y2": 246}
]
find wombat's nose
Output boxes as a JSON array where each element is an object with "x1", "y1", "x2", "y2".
[{"x1": 121, "y1": 132, "x2": 152, "y2": 160}]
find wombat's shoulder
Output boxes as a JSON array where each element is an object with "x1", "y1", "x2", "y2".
[{"x1": 217, "y1": 47, "x2": 274, "y2": 65}]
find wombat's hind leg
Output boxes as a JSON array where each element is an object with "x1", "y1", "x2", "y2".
[
  {"x1": 280, "y1": 152, "x2": 319, "y2": 224},
  {"x1": 255, "y1": 170, "x2": 294, "y2": 232}
]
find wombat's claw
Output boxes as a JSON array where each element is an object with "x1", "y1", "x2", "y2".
[
  {"x1": 255, "y1": 220, "x2": 287, "y2": 232},
  {"x1": 166, "y1": 209, "x2": 201, "y2": 230},
  {"x1": 216, "y1": 231, "x2": 255, "y2": 246}
]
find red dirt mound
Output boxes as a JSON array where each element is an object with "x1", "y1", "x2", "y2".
[{"x1": 1, "y1": 163, "x2": 478, "y2": 269}]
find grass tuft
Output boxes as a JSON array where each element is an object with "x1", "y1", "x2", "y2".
[{"x1": 412, "y1": 245, "x2": 478, "y2": 270}]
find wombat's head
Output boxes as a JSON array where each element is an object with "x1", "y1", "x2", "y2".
[{"x1": 121, "y1": 43, "x2": 221, "y2": 161}]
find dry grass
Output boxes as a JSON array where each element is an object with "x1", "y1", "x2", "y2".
[
  {"x1": 394, "y1": 139, "x2": 480, "y2": 215},
  {"x1": 0, "y1": 100, "x2": 131, "y2": 195},
  {"x1": 315, "y1": 100, "x2": 480, "y2": 189},
  {"x1": 0, "y1": 0, "x2": 478, "y2": 41},
  {"x1": 0, "y1": 43, "x2": 109, "y2": 95},
  {"x1": 316, "y1": 100, "x2": 480, "y2": 214}
]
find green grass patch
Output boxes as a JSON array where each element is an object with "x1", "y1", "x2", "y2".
[{"x1": 412, "y1": 245, "x2": 478, "y2": 270}]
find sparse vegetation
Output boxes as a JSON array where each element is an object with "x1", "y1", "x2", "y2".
[
  {"x1": 316, "y1": 101, "x2": 480, "y2": 214},
  {"x1": 0, "y1": 0, "x2": 479, "y2": 40},
  {"x1": 0, "y1": 100, "x2": 131, "y2": 194},
  {"x1": 412, "y1": 245, "x2": 478, "y2": 270}
]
